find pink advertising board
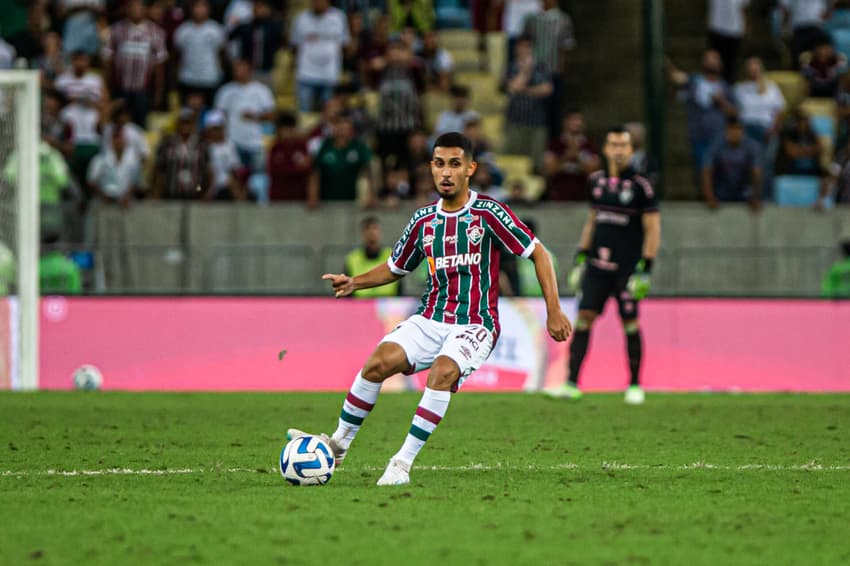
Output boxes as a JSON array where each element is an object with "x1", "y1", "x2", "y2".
[{"x1": 37, "y1": 297, "x2": 850, "y2": 392}]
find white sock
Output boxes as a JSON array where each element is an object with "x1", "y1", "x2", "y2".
[
  {"x1": 331, "y1": 372, "x2": 382, "y2": 450},
  {"x1": 394, "y1": 387, "x2": 451, "y2": 465}
]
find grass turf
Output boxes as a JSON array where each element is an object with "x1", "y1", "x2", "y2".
[{"x1": 1, "y1": 392, "x2": 849, "y2": 565}]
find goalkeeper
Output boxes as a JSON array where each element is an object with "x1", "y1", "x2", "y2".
[{"x1": 545, "y1": 125, "x2": 661, "y2": 404}]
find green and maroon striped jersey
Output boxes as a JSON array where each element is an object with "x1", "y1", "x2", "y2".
[{"x1": 388, "y1": 191, "x2": 539, "y2": 334}]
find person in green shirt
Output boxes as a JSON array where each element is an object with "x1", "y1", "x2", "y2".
[
  {"x1": 345, "y1": 217, "x2": 401, "y2": 298},
  {"x1": 3, "y1": 139, "x2": 71, "y2": 236},
  {"x1": 308, "y1": 111, "x2": 376, "y2": 207},
  {"x1": 40, "y1": 231, "x2": 82, "y2": 295},
  {"x1": 0, "y1": 241, "x2": 13, "y2": 296},
  {"x1": 822, "y1": 240, "x2": 850, "y2": 299}
]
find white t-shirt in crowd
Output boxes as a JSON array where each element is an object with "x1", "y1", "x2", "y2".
[
  {"x1": 174, "y1": 19, "x2": 226, "y2": 86},
  {"x1": 290, "y1": 8, "x2": 350, "y2": 84},
  {"x1": 503, "y1": 0, "x2": 542, "y2": 38},
  {"x1": 61, "y1": 103, "x2": 100, "y2": 145},
  {"x1": 0, "y1": 38, "x2": 16, "y2": 69},
  {"x1": 208, "y1": 139, "x2": 242, "y2": 189},
  {"x1": 708, "y1": 0, "x2": 750, "y2": 37},
  {"x1": 224, "y1": 0, "x2": 253, "y2": 31},
  {"x1": 734, "y1": 80, "x2": 786, "y2": 129},
  {"x1": 87, "y1": 146, "x2": 142, "y2": 198},
  {"x1": 102, "y1": 122, "x2": 150, "y2": 159},
  {"x1": 213, "y1": 80, "x2": 275, "y2": 149},
  {"x1": 55, "y1": 71, "x2": 105, "y2": 103},
  {"x1": 779, "y1": 0, "x2": 827, "y2": 29}
]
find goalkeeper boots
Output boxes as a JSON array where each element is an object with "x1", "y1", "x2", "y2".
[
  {"x1": 624, "y1": 386, "x2": 645, "y2": 405},
  {"x1": 287, "y1": 428, "x2": 347, "y2": 467}
]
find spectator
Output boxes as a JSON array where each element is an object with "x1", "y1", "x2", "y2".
[
  {"x1": 735, "y1": 57, "x2": 786, "y2": 145},
  {"x1": 522, "y1": 0, "x2": 576, "y2": 141},
  {"x1": 624, "y1": 122, "x2": 658, "y2": 186},
  {"x1": 61, "y1": 92, "x2": 102, "y2": 191},
  {"x1": 669, "y1": 49, "x2": 738, "y2": 176},
  {"x1": 345, "y1": 217, "x2": 401, "y2": 297},
  {"x1": 358, "y1": 13, "x2": 391, "y2": 89},
  {"x1": 174, "y1": 0, "x2": 227, "y2": 105},
  {"x1": 40, "y1": 230, "x2": 83, "y2": 295},
  {"x1": 463, "y1": 116, "x2": 495, "y2": 161},
  {"x1": 268, "y1": 112, "x2": 312, "y2": 201},
  {"x1": 185, "y1": 89, "x2": 211, "y2": 131},
  {"x1": 501, "y1": 0, "x2": 541, "y2": 71},
  {"x1": 41, "y1": 90, "x2": 72, "y2": 158},
  {"x1": 103, "y1": 0, "x2": 168, "y2": 127},
  {"x1": 87, "y1": 126, "x2": 143, "y2": 209},
  {"x1": 503, "y1": 35, "x2": 552, "y2": 173},
  {"x1": 308, "y1": 112, "x2": 374, "y2": 207},
  {"x1": 33, "y1": 32, "x2": 65, "y2": 89},
  {"x1": 332, "y1": 84, "x2": 374, "y2": 138},
  {"x1": 830, "y1": 148, "x2": 850, "y2": 203},
  {"x1": 702, "y1": 116, "x2": 762, "y2": 210},
  {"x1": 55, "y1": 51, "x2": 107, "y2": 106},
  {"x1": 821, "y1": 240, "x2": 850, "y2": 297},
  {"x1": 433, "y1": 85, "x2": 477, "y2": 136},
  {"x1": 780, "y1": 0, "x2": 828, "y2": 67},
  {"x1": 224, "y1": 0, "x2": 254, "y2": 32},
  {"x1": 214, "y1": 58, "x2": 276, "y2": 171},
  {"x1": 418, "y1": 30, "x2": 454, "y2": 91},
  {"x1": 58, "y1": 0, "x2": 104, "y2": 57},
  {"x1": 307, "y1": 96, "x2": 344, "y2": 155},
  {"x1": 707, "y1": 0, "x2": 750, "y2": 83},
  {"x1": 777, "y1": 111, "x2": 828, "y2": 202},
  {"x1": 0, "y1": 37, "x2": 15, "y2": 70},
  {"x1": 471, "y1": 161, "x2": 508, "y2": 201},
  {"x1": 229, "y1": 0, "x2": 282, "y2": 87},
  {"x1": 290, "y1": 0, "x2": 351, "y2": 112},
  {"x1": 801, "y1": 39, "x2": 848, "y2": 98},
  {"x1": 152, "y1": 109, "x2": 212, "y2": 199},
  {"x1": 388, "y1": 0, "x2": 435, "y2": 34},
  {"x1": 8, "y1": 4, "x2": 46, "y2": 64},
  {"x1": 543, "y1": 111, "x2": 601, "y2": 200},
  {"x1": 102, "y1": 104, "x2": 151, "y2": 165},
  {"x1": 149, "y1": 0, "x2": 187, "y2": 106},
  {"x1": 375, "y1": 39, "x2": 423, "y2": 179},
  {"x1": 202, "y1": 109, "x2": 249, "y2": 200}
]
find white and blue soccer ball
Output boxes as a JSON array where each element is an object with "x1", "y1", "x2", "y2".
[
  {"x1": 73, "y1": 364, "x2": 103, "y2": 390},
  {"x1": 279, "y1": 435, "x2": 335, "y2": 486}
]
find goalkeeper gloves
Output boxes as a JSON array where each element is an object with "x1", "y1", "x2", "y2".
[
  {"x1": 567, "y1": 250, "x2": 588, "y2": 293},
  {"x1": 627, "y1": 257, "x2": 654, "y2": 300}
]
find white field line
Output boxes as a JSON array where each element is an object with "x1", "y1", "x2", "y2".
[{"x1": 2, "y1": 461, "x2": 850, "y2": 478}]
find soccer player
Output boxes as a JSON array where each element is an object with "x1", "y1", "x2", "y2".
[
  {"x1": 289, "y1": 132, "x2": 572, "y2": 486},
  {"x1": 545, "y1": 125, "x2": 661, "y2": 404}
]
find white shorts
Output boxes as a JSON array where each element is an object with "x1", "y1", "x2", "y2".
[{"x1": 380, "y1": 315, "x2": 495, "y2": 390}]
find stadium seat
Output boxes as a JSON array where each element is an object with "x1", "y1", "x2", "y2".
[
  {"x1": 276, "y1": 93, "x2": 296, "y2": 111},
  {"x1": 299, "y1": 112, "x2": 322, "y2": 132},
  {"x1": 422, "y1": 91, "x2": 453, "y2": 131},
  {"x1": 436, "y1": 29, "x2": 477, "y2": 52},
  {"x1": 486, "y1": 32, "x2": 507, "y2": 78},
  {"x1": 773, "y1": 175, "x2": 820, "y2": 206},
  {"x1": 480, "y1": 113, "x2": 504, "y2": 151},
  {"x1": 765, "y1": 71, "x2": 806, "y2": 109},
  {"x1": 494, "y1": 154, "x2": 533, "y2": 179}
]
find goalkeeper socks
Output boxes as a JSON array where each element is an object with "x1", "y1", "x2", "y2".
[
  {"x1": 626, "y1": 328, "x2": 643, "y2": 386},
  {"x1": 568, "y1": 329, "x2": 591, "y2": 386},
  {"x1": 394, "y1": 387, "x2": 451, "y2": 465},
  {"x1": 332, "y1": 372, "x2": 382, "y2": 450}
]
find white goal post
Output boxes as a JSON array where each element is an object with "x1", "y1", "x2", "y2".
[{"x1": 0, "y1": 71, "x2": 40, "y2": 390}]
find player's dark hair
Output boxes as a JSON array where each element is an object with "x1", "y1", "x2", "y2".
[
  {"x1": 433, "y1": 132, "x2": 473, "y2": 159},
  {"x1": 361, "y1": 216, "x2": 380, "y2": 230}
]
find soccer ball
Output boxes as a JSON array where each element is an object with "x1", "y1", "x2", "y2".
[
  {"x1": 279, "y1": 435, "x2": 335, "y2": 486},
  {"x1": 73, "y1": 365, "x2": 103, "y2": 390}
]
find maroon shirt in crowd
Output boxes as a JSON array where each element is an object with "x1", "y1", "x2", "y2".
[
  {"x1": 545, "y1": 137, "x2": 600, "y2": 201},
  {"x1": 268, "y1": 138, "x2": 312, "y2": 201}
]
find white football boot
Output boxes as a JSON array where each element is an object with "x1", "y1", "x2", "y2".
[
  {"x1": 287, "y1": 428, "x2": 347, "y2": 467},
  {"x1": 624, "y1": 386, "x2": 645, "y2": 405},
  {"x1": 376, "y1": 458, "x2": 411, "y2": 486}
]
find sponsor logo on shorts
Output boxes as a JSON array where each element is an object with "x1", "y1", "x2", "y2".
[{"x1": 434, "y1": 252, "x2": 482, "y2": 270}]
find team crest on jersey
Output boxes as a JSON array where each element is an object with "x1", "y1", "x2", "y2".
[
  {"x1": 423, "y1": 234, "x2": 435, "y2": 246},
  {"x1": 466, "y1": 225, "x2": 485, "y2": 245},
  {"x1": 619, "y1": 185, "x2": 634, "y2": 204}
]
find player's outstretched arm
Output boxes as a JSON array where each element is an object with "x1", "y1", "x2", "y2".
[
  {"x1": 530, "y1": 243, "x2": 572, "y2": 342},
  {"x1": 322, "y1": 263, "x2": 402, "y2": 298}
]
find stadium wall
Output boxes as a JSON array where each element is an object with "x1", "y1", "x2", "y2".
[{"x1": 35, "y1": 297, "x2": 850, "y2": 392}]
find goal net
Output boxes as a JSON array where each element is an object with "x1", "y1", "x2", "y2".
[{"x1": 0, "y1": 71, "x2": 39, "y2": 390}]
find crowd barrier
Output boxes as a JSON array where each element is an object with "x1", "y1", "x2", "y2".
[{"x1": 24, "y1": 297, "x2": 850, "y2": 392}]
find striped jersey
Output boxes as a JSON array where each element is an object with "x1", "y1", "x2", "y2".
[{"x1": 388, "y1": 191, "x2": 539, "y2": 334}]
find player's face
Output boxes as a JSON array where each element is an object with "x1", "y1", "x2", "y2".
[
  {"x1": 604, "y1": 132, "x2": 633, "y2": 168},
  {"x1": 431, "y1": 147, "x2": 477, "y2": 201}
]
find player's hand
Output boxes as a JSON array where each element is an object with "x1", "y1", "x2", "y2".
[
  {"x1": 627, "y1": 259, "x2": 653, "y2": 300},
  {"x1": 567, "y1": 251, "x2": 587, "y2": 293},
  {"x1": 546, "y1": 309, "x2": 572, "y2": 342},
  {"x1": 322, "y1": 273, "x2": 355, "y2": 298}
]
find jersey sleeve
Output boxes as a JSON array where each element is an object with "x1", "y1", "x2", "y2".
[
  {"x1": 633, "y1": 175, "x2": 660, "y2": 213},
  {"x1": 483, "y1": 201, "x2": 539, "y2": 258},
  {"x1": 387, "y1": 215, "x2": 425, "y2": 275}
]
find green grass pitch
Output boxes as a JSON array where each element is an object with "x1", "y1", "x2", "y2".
[{"x1": 1, "y1": 392, "x2": 849, "y2": 565}]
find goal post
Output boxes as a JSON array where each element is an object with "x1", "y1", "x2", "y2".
[{"x1": 0, "y1": 71, "x2": 40, "y2": 391}]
